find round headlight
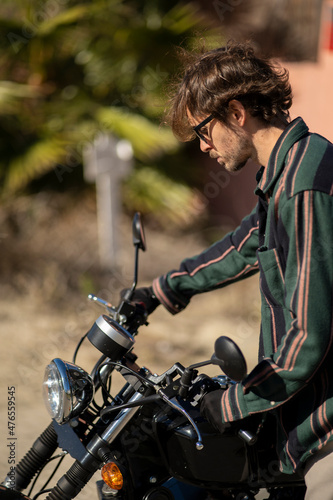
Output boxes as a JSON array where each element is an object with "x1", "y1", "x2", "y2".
[{"x1": 43, "y1": 359, "x2": 94, "y2": 424}]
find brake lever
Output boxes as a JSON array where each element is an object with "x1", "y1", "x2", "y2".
[
  {"x1": 88, "y1": 294, "x2": 117, "y2": 316},
  {"x1": 156, "y1": 388, "x2": 204, "y2": 451}
]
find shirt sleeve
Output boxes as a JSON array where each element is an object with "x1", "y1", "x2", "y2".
[
  {"x1": 152, "y1": 205, "x2": 260, "y2": 314},
  {"x1": 219, "y1": 191, "x2": 333, "y2": 422}
]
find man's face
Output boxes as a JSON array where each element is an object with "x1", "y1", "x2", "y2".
[{"x1": 190, "y1": 113, "x2": 255, "y2": 173}]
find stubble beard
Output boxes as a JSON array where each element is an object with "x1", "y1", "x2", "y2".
[{"x1": 214, "y1": 127, "x2": 254, "y2": 173}]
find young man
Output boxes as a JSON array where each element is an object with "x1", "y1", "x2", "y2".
[{"x1": 131, "y1": 41, "x2": 333, "y2": 499}]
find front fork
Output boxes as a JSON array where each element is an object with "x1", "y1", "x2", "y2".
[
  {"x1": 2, "y1": 423, "x2": 58, "y2": 492},
  {"x1": 1, "y1": 420, "x2": 102, "y2": 500}
]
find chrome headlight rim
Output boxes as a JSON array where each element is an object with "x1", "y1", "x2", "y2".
[{"x1": 43, "y1": 358, "x2": 94, "y2": 424}]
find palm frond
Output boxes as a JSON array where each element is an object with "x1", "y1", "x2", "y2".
[
  {"x1": 5, "y1": 137, "x2": 70, "y2": 193},
  {"x1": 0, "y1": 81, "x2": 40, "y2": 114},
  {"x1": 123, "y1": 166, "x2": 203, "y2": 228},
  {"x1": 163, "y1": 2, "x2": 210, "y2": 34},
  {"x1": 36, "y1": 4, "x2": 92, "y2": 36},
  {"x1": 96, "y1": 106, "x2": 179, "y2": 162}
]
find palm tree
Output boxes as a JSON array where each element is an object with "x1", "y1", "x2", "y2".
[{"x1": 0, "y1": 0, "x2": 218, "y2": 206}]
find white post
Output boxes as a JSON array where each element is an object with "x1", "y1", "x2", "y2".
[{"x1": 83, "y1": 134, "x2": 133, "y2": 268}]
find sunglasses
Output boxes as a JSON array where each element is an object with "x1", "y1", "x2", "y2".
[{"x1": 193, "y1": 114, "x2": 214, "y2": 144}]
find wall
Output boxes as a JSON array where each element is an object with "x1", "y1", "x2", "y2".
[{"x1": 286, "y1": 0, "x2": 333, "y2": 140}]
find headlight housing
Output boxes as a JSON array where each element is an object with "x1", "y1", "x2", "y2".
[{"x1": 43, "y1": 358, "x2": 94, "y2": 424}]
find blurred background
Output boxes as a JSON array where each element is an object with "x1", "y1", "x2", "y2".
[{"x1": 0, "y1": 0, "x2": 332, "y2": 494}]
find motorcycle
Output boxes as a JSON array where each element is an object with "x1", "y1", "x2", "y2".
[{"x1": 1, "y1": 213, "x2": 306, "y2": 500}]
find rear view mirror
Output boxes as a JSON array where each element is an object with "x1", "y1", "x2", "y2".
[
  {"x1": 213, "y1": 336, "x2": 247, "y2": 382},
  {"x1": 132, "y1": 212, "x2": 146, "y2": 251}
]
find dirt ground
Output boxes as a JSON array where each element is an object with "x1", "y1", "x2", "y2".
[{"x1": 0, "y1": 191, "x2": 263, "y2": 498}]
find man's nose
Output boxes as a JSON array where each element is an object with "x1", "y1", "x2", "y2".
[{"x1": 200, "y1": 139, "x2": 211, "y2": 153}]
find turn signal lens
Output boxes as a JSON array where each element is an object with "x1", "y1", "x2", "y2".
[{"x1": 101, "y1": 462, "x2": 123, "y2": 490}]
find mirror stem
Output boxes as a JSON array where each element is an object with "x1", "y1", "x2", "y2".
[
  {"x1": 126, "y1": 244, "x2": 139, "y2": 300},
  {"x1": 188, "y1": 359, "x2": 211, "y2": 370},
  {"x1": 132, "y1": 244, "x2": 139, "y2": 290}
]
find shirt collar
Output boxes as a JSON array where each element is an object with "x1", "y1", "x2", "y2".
[{"x1": 255, "y1": 117, "x2": 309, "y2": 195}]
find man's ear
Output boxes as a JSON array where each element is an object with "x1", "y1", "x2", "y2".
[{"x1": 228, "y1": 99, "x2": 246, "y2": 127}]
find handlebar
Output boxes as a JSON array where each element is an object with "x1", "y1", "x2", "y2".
[
  {"x1": 87, "y1": 293, "x2": 256, "y2": 450},
  {"x1": 87, "y1": 293, "x2": 148, "y2": 334},
  {"x1": 99, "y1": 386, "x2": 205, "y2": 450}
]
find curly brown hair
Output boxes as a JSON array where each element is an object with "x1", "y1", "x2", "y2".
[{"x1": 167, "y1": 41, "x2": 293, "y2": 141}]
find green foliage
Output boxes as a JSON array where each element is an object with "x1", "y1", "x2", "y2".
[
  {"x1": 96, "y1": 106, "x2": 178, "y2": 162},
  {"x1": 122, "y1": 166, "x2": 202, "y2": 228},
  {"x1": 5, "y1": 137, "x2": 70, "y2": 192},
  {"x1": 0, "y1": 0, "x2": 221, "y2": 220}
]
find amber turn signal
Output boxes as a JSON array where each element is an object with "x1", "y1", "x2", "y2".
[{"x1": 101, "y1": 462, "x2": 124, "y2": 490}]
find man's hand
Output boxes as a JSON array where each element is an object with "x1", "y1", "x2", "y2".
[
  {"x1": 121, "y1": 286, "x2": 160, "y2": 315},
  {"x1": 201, "y1": 389, "x2": 230, "y2": 433}
]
